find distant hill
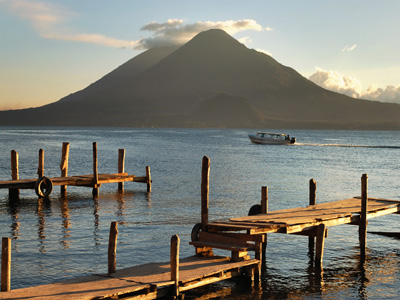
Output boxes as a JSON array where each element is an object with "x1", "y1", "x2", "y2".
[{"x1": 1, "y1": 29, "x2": 399, "y2": 129}]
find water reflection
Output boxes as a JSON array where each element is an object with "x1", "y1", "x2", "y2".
[
  {"x1": 36, "y1": 197, "x2": 51, "y2": 253},
  {"x1": 60, "y1": 196, "x2": 71, "y2": 249}
]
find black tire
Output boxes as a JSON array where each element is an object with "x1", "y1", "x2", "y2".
[
  {"x1": 248, "y1": 204, "x2": 262, "y2": 216},
  {"x1": 35, "y1": 176, "x2": 53, "y2": 198},
  {"x1": 191, "y1": 223, "x2": 202, "y2": 242}
]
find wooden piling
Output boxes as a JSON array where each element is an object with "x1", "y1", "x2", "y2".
[
  {"x1": 108, "y1": 222, "x2": 118, "y2": 274},
  {"x1": 170, "y1": 234, "x2": 180, "y2": 298},
  {"x1": 60, "y1": 142, "x2": 70, "y2": 195},
  {"x1": 92, "y1": 142, "x2": 99, "y2": 197},
  {"x1": 37, "y1": 149, "x2": 44, "y2": 178},
  {"x1": 261, "y1": 186, "x2": 268, "y2": 269},
  {"x1": 315, "y1": 223, "x2": 326, "y2": 267},
  {"x1": 359, "y1": 174, "x2": 368, "y2": 256},
  {"x1": 261, "y1": 186, "x2": 268, "y2": 214},
  {"x1": 201, "y1": 156, "x2": 210, "y2": 230},
  {"x1": 9, "y1": 150, "x2": 19, "y2": 198},
  {"x1": 146, "y1": 166, "x2": 152, "y2": 192},
  {"x1": 118, "y1": 149, "x2": 125, "y2": 191},
  {"x1": 1, "y1": 237, "x2": 11, "y2": 292},
  {"x1": 309, "y1": 179, "x2": 317, "y2": 254}
]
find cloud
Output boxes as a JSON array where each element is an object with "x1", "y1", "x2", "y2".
[
  {"x1": 308, "y1": 67, "x2": 362, "y2": 98},
  {"x1": 308, "y1": 67, "x2": 400, "y2": 104},
  {"x1": 342, "y1": 44, "x2": 357, "y2": 52},
  {"x1": 136, "y1": 19, "x2": 269, "y2": 50},
  {"x1": 361, "y1": 84, "x2": 400, "y2": 104},
  {"x1": 1, "y1": 0, "x2": 270, "y2": 50}
]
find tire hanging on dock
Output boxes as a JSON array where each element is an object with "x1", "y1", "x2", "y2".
[{"x1": 35, "y1": 176, "x2": 53, "y2": 198}]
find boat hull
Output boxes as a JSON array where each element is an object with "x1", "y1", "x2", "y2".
[{"x1": 248, "y1": 135, "x2": 295, "y2": 145}]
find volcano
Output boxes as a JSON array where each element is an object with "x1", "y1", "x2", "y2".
[{"x1": 1, "y1": 29, "x2": 399, "y2": 129}]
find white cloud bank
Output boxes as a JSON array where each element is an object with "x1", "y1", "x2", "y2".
[
  {"x1": 1, "y1": 0, "x2": 269, "y2": 50},
  {"x1": 308, "y1": 67, "x2": 400, "y2": 104}
]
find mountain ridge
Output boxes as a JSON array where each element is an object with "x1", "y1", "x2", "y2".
[{"x1": 1, "y1": 29, "x2": 399, "y2": 129}]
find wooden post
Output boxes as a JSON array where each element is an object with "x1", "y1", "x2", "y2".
[
  {"x1": 38, "y1": 149, "x2": 44, "y2": 178},
  {"x1": 108, "y1": 222, "x2": 118, "y2": 274},
  {"x1": 359, "y1": 174, "x2": 368, "y2": 257},
  {"x1": 201, "y1": 156, "x2": 210, "y2": 230},
  {"x1": 309, "y1": 179, "x2": 317, "y2": 254},
  {"x1": 118, "y1": 149, "x2": 125, "y2": 191},
  {"x1": 261, "y1": 186, "x2": 268, "y2": 269},
  {"x1": 92, "y1": 142, "x2": 99, "y2": 197},
  {"x1": 261, "y1": 186, "x2": 268, "y2": 214},
  {"x1": 315, "y1": 223, "x2": 326, "y2": 267},
  {"x1": 146, "y1": 166, "x2": 152, "y2": 192},
  {"x1": 170, "y1": 234, "x2": 180, "y2": 298},
  {"x1": 1, "y1": 237, "x2": 11, "y2": 292},
  {"x1": 60, "y1": 142, "x2": 70, "y2": 195},
  {"x1": 9, "y1": 150, "x2": 19, "y2": 198}
]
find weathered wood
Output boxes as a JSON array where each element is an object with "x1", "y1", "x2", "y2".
[
  {"x1": 260, "y1": 186, "x2": 268, "y2": 268},
  {"x1": 261, "y1": 186, "x2": 268, "y2": 214},
  {"x1": 9, "y1": 150, "x2": 19, "y2": 198},
  {"x1": 359, "y1": 174, "x2": 368, "y2": 256},
  {"x1": 146, "y1": 166, "x2": 152, "y2": 192},
  {"x1": 108, "y1": 222, "x2": 118, "y2": 274},
  {"x1": 38, "y1": 149, "x2": 44, "y2": 178},
  {"x1": 315, "y1": 223, "x2": 326, "y2": 266},
  {"x1": 309, "y1": 179, "x2": 317, "y2": 253},
  {"x1": 1, "y1": 256, "x2": 258, "y2": 300},
  {"x1": 60, "y1": 142, "x2": 70, "y2": 195},
  {"x1": 201, "y1": 156, "x2": 210, "y2": 230},
  {"x1": 118, "y1": 149, "x2": 125, "y2": 191},
  {"x1": 92, "y1": 142, "x2": 99, "y2": 197},
  {"x1": 170, "y1": 235, "x2": 180, "y2": 298},
  {"x1": 1, "y1": 237, "x2": 11, "y2": 292}
]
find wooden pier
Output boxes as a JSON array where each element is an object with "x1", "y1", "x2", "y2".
[
  {"x1": 190, "y1": 156, "x2": 400, "y2": 270},
  {"x1": 1, "y1": 155, "x2": 400, "y2": 299},
  {"x1": 0, "y1": 142, "x2": 152, "y2": 198}
]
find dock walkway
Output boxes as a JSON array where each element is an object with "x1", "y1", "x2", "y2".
[{"x1": 0, "y1": 256, "x2": 258, "y2": 300}]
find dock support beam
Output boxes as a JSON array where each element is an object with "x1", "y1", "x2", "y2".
[
  {"x1": 118, "y1": 149, "x2": 125, "y2": 191},
  {"x1": 261, "y1": 186, "x2": 268, "y2": 269},
  {"x1": 1, "y1": 237, "x2": 11, "y2": 292},
  {"x1": 60, "y1": 142, "x2": 70, "y2": 195},
  {"x1": 171, "y1": 235, "x2": 180, "y2": 298},
  {"x1": 38, "y1": 149, "x2": 44, "y2": 178},
  {"x1": 108, "y1": 222, "x2": 118, "y2": 274},
  {"x1": 201, "y1": 156, "x2": 210, "y2": 231},
  {"x1": 9, "y1": 150, "x2": 19, "y2": 198},
  {"x1": 315, "y1": 223, "x2": 326, "y2": 267},
  {"x1": 359, "y1": 174, "x2": 368, "y2": 258},
  {"x1": 309, "y1": 179, "x2": 317, "y2": 255},
  {"x1": 146, "y1": 166, "x2": 152, "y2": 193},
  {"x1": 93, "y1": 142, "x2": 99, "y2": 197}
]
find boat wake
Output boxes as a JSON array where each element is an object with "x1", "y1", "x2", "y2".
[{"x1": 295, "y1": 143, "x2": 400, "y2": 149}]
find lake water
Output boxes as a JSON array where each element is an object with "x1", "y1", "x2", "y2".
[{"x1": 0, "y1": 127, "x2": 399, "y2": 299}]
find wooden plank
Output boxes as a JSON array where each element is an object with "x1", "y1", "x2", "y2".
[
  {"x1": 0, "y1": 256, "x2": 257, "y2": 300},
  {"x1": 198, "y1": 231, "x2": 249, "y2": 247}
]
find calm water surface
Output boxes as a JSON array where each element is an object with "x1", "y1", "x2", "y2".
[{"x1": 0, "y1": 127, "x2": 399, "y2": 299}]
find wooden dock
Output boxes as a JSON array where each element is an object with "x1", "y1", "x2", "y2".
[
  {"x1": 0, "y1": 255, "x2": 259, "y2": 300},
  {"x1": 1, "y1": 155, "x2": 400, "y2": 299},
  {"x1": 0, "y1": 142, "x2": 152, "y2": 198},
  {"x1": 189, "y1": 156, "x2": 400, "y2": 269}
]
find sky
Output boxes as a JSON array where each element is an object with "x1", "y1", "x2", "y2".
[{"x1": 1, "y1": 0, "x2": 400, "y2": 110}]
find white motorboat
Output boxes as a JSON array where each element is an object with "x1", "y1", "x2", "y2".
[{"x1": 248, "y1": 132, "x2": 296, "y2": 145}]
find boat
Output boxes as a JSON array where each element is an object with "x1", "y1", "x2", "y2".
[{"x1": 248, "y1": 132, "x2": 296, "y2": 145}]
